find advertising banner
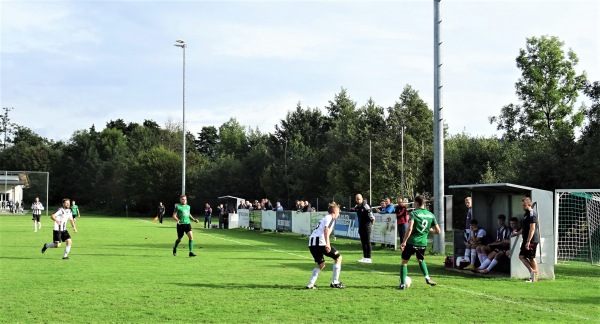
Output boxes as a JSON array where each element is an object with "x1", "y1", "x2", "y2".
[
  {"x1": 276, "y1": 211, "x2": 293, "y2": 232},
  {"x1": 262, "y1": 210, "x2": 276, "y2": 230},
  {"x1": 238, "y1": 209, "x2": 250, "y2": 228}
]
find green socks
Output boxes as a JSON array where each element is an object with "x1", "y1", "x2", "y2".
[
  {"x1": 189, "y1": 240, "x2": 194, "y2": 252},
  {"x1": 419, "y1": 261, "x2": 429, "y2": 277},
  {"x1": 400, "y1": 265, "x2": 407, "y2": 285}
]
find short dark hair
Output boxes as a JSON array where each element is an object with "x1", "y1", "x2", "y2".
[
  {"x1": 510, "y1": 217, "x2": 519, "y2": 223},
  {"x1": 498, "y1": 214, "x2": 506, "y2": 221},
  {"x1": 470, "y1": 219, "x2": 478, "y2": 225},
  {"x1": 414, "y1": 195, "x2": 425, "y2": 206},
  {"x1": 62, "y1": 198, "x2": 70, "y2": 204}
]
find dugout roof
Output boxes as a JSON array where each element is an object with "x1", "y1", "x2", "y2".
[
  {"x1": 449, "y1": 183, "x2": 534, "y2": 194},
  {"x1": 0, "y1": 173, "x2": 29, "y2": 188}
]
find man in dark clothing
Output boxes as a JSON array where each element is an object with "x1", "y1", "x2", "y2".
[
  {"x1": 513, "y1": 197, "x2": 540, "y2": 282},
  {"x1": 157, "y1": 202, "x2": 165, "y2": 224},
  {"x1": 354, "y1": 193, "x2": 375, "y2": 263}
]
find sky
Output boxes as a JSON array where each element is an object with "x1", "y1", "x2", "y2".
[{"x1": 1, "y1": 0, "x2": 599, "y2": 142}]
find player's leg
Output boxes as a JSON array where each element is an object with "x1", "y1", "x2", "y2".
[
  {"x1": 478, "y1": 251, "x2": 496, "y2": 272},
  {"x1": 307, "y1": 246, "x2": 326, "y2": 289},
  {"x1": 326, "y1": 247, "x2": 344, "y2": 287},
  {"x1": 33, "y1": 217, "x2": 37, "y2": 232},
  {"x1": 42, "y1": 231, "x2": 61, "y2": 253},
  {"x1": 173, "y1": 225, "x2": 184, "y2": 256},
  {"x1": 63, "y1": 235, "x2": 72, "y2": 260},
  {"x1": 477, "y1": 245, "x2": 489, "y2": 266},
  {"x1": 398, "y1": 245, "x2": 415, "y2": 289},
  {"x1": 415, "y1": 246, "x2": 436, "y2": 286},
  {"x1": 186, "y1": 228, "x2": 196, "y2": 257}
]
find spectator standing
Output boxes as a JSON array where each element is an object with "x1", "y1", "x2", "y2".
[
  {"x1": 204, "y1": 203, "x2": 213, "y2": 229},
  {"x1": 354, "y1": 194, "x2": 375, "y2": 263},
  {"x1": 157, "y1": 202, "x2": 165, "y2": 224},
  {"x1": 395, "y1": 197, "x2": 409, "y2": 243},
  {"x1": 514, "y1": 197, "x2": 540, "y2": 282},
  {"x1": 275, "y1": 202, "x2": 284, "y2": 211}
]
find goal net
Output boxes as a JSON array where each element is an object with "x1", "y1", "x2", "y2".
[{"x1": 555, "y1": 190, "x2": 600, "y2": 265}]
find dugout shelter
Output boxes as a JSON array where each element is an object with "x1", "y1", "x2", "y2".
[{"x1": 448, "y1": 183, "x2": 555, "y2": 280}]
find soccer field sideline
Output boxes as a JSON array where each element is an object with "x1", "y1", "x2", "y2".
[{"x1": 136, "y1": 218, "x2": 599, "y2": 323}]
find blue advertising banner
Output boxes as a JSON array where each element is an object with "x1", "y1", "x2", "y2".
[{"x1": 276, "y1": 211, "x2": 293, "y2": 232}]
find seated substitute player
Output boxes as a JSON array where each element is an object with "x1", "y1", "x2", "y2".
[
  {"x1": 474, "y1": 214, "x2": 511, "y2": 271},
  {"x1": 478, "y1": 217, "x2": 519, "y2": 274},
  {"x1": 306, "y1": 202, "x2": 345, "y2": 289},
  {"x1": 463, "y1": 219, "x2": 487, "y2": 271},
  {"x1": 399, "y1": 195, "x2": 441, "y2": 290},
  {"x1": 41, "y1": 198, "x2": 77, "y2": 260},
  {"x1": 172, "y1": 194, "x2": 200, "y2": 257}
]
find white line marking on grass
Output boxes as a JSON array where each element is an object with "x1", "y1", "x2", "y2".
[
  {"x1": 439, "y1": 285, "x2": 598, "y2": 322},
  {"x1": 135, "y1": 220, "x2": 596, "y2": 322}
]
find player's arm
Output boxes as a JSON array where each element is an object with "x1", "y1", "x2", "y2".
[
  {"x1": 190, "y1": 214, "x2": 199, "y2": 223},
  {"x1": 324, "y1": 226, "x2": 331, "y2": 252},
  {"x1": 70, "y1": 218, "x2": 77, "y2": 233},
  {"x1": 172, "y1": 210, "x2": 179, "y2": 223},
  {"x1": 50, "y1": 211, "x2": 59, "y2": 223},
  {"x1": 431, "y1": 224, "x2": 441, "y2": 234}
]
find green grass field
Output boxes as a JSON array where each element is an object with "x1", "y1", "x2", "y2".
[{"x1": 1, "y1": 215, "x2": 598, "y2": 323}]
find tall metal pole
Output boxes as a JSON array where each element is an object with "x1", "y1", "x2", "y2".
[
  {"x1": 369, "y1": 140, "x2": 372, "y2": 206},
  {"x1": 433, "y1": 0, "x2": 445, "y2": 255},
  {"x1": 175, "y1": 40, "x2": 186, "y2": 195},
  {"x1": 401, "y1": 126, "x2": 404, "y2": 196}
]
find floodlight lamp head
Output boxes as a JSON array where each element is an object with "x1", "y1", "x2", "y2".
[{"x1": 175, "y1": 39, "x2": 185, "y2": 44}]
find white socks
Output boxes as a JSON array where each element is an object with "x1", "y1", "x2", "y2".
[
  {"x1": 470, "y1": 250, "x2": 477, "y2": 265},
  {"x1": 308, "y1": 267, "x2": 321, "y2": 286},
  {"x1": 332, "y1": 264, "x2": 341, "y2": 284},
  {"x1": 464, "y1": 248, "x2": 471, "y2": 258},
  {"x1": 480, "y1": 259, "x2": 491, "y2": 269},
  {"x1": 478, "y1": 253, "x2": 487, "y2": 265},
  {"x1": 45, "y1": 243, "x2": 56, "y2": 249},
  {"x1": 487, "y1": 259, "x2": 498, "y2": 271},
  {"x1": 63, "y1": 245, "x2": 71, "y2": 258}
]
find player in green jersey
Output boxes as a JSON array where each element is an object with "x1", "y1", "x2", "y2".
[
  {"x1": 398, "y1": 195, "x2": 441, "y2": 290},
  {"x1": 172, "y1": 195, "x2": 199, "y2": 257}
]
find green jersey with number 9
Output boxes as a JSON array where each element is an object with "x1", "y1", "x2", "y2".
[{"x1": 407, "y1": 208, "x2": 437, "y2": 247}]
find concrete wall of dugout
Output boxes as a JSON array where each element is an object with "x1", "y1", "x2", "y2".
[{"x1": 448, "y1": 183, "x2": 555, "y2": 280}]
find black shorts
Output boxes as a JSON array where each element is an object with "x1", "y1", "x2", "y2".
[
  {"x1": 401, "y1": 244, "x2": 426, "y2": 261},
  {"x1": 309, "y1": 245, "x2": 340, "y2": 264},
  {"x1": 53, "y1": 230, "x2": 71, "y2": 243},
  {"x1": 493, "y1": 244, "x2": 510, "y2": 253},
  {"x1": 519, "y1": 242, "x2": 538, "y2": 259},
  {"x1": 177, "y1": 223, "x2": 193, "y2": 238},
  {"x1": 32, "y1": 214, "x2": 41, "y2": 222}
]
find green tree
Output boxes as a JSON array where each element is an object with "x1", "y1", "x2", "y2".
[
  {"x1": 490, "y1": 35, "x2": 587, "y2": 140},
  {"x1": 195, "y1": 126, "x2": 219, "y2": 160}
]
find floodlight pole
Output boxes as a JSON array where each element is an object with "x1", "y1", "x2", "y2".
[
  {"x1": 433, "y1": 0, "x2": 445, "y2": 255},
  {"x1": 174, "y1": 39, "x2": 186, "y2": 195}
]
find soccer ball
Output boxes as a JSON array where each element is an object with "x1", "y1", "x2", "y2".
[{"x1": 405, "y1": 276, "x2": 412, "y2": 288}]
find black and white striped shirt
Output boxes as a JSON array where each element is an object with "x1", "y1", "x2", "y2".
[
  {"x1": 53, "y1": 208, "x2": 73, "y2": 232},
  {"x1": 32, "y1": 202, "x2": 44, "y2": 216},
  {"x1": 308, "y1": 214, "x2": 335, "y2": 247}
]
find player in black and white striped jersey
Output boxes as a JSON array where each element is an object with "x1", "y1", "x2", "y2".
[
  {"x1": 306, "y1": 202, "x2": 345, "y2": 289},
  {"x1": 41, "y1": 198, "x2": 77, "y2": 260},
  {"x1": 31, "y1": 197, "x2": 44, "y2": 232}
]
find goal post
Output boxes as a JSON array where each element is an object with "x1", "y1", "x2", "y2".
[
  {"x1": 1, "y1": 170, "x2": 49, "y2": 217},
  {"x1": 555, "y1": 189, "x2": 600, "y2": 266}
]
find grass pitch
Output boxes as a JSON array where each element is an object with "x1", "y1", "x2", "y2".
[{"x1": 0, "y1": 215, "x2": 598, "y2": 323}]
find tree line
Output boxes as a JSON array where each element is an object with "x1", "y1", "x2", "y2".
[{"x1": 1, "y1": 36, "x2": 598, "y2": 219}]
